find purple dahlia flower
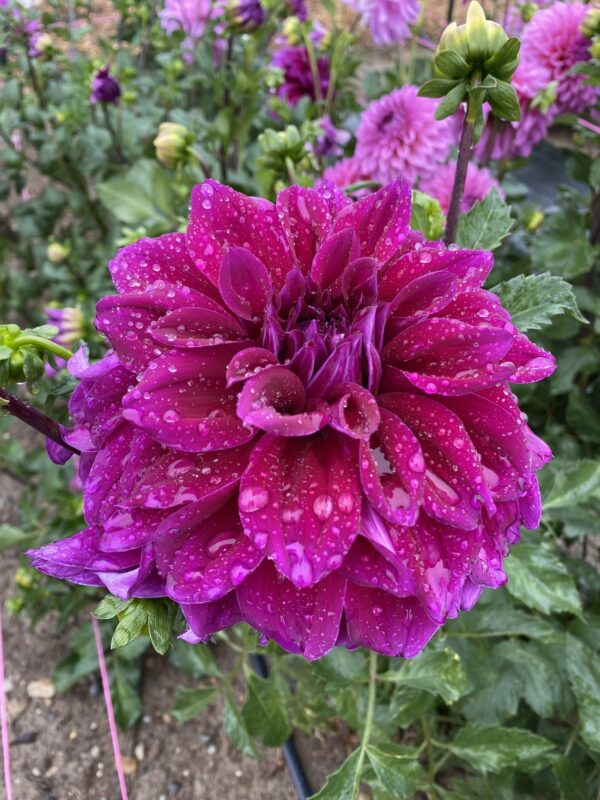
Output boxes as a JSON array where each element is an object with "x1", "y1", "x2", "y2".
[
  {"x1": 272, "y1": 45, "x2": 330, "y2": 106},
  {"x1": 159, "y1": 0, "x2": 223, "y2": 60},
  {"x1": 30, "y1": 179, "x2": 555, "y2": 659},
  {"x1": 355, "y1": 86, "x2": 454, "y2": 186},
  {"x1": 420, "y1": 161, "x2": 501, "y2": 216},
  {"x1": 90, "y1": 66, "x2": 121, "y2": 105},
  {"x1": 342, "y1": 0, "x2": 420, "y2": 45}
]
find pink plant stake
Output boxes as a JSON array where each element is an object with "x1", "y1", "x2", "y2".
[
  {"x1": 29, "y1": 179, "x2": 556, "y2": 659},
  {"x1": 0, "y1": 605, "x2": 13, "y2": 800}
]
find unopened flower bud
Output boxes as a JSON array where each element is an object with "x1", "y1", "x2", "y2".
[
  {"x1": 36, "y1": 33, "x2": 54, "y2": 56},
  {"x1": 590, "y1": 38, "x2": 600, "y2": 60},
  {"x1": 226, "y1": 0, "x2": 266, "y2": 31},
  {"x1": 581, "y1": 8, "x2": 600, "y2": 39},
  {"x1": 44, "y1": 306, "x2": 84, "y2": 347},
  {"x1": 525, "y1": 208, "x2": 544, "y2": 232},
  {"x1": 283, "y1": 16, "x2": 303, "y2": 45},
  {"x1": 46, "y1": 242, "x2": 69, "y2": 263},
  {"x1": 520, "y1": 2, "x2": 538, "y2": 23},
  {"x1": 153, "y1": 122, "x2": 194, "y2": 169}
]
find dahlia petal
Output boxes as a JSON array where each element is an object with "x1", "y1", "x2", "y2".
[
  {"x1": 387, "y1": 271, "x2": 458, "y2": 327},
  {"x1": 84, "y1": 425, "x2": 135, "y2": 525},
  {"x1": 237, "y1": 560, "x2": 346, "y2": 660},
  {"x1": 340, "y1": 536, "x2": 416, "y2": 598},
  {"x1": 122, "y1": 345, "x2": 255, "y2": 452},
  {"x1": 109, "y1": 233, "x2": 219, "y2": 298},
  {"x1": 219, "y1": 247, "x2": 273, "y2": 321},
  {"x1": 342, "y1": 257, "x2": 378, "y2": 309},
  {"x1": 519, "y1": 478, "x2": 543, "y2": 530},
  {"x1": 329, "y1": 382, "x2": 380, "y2": 440},
  {"x1": 440, "y1": 288, "x2": 511, "y2": 327},
  {"x1": 188, "y1": 181, "x2": 293, "y2": 288},
  {"x1": 344, "y1": 583, "x2": 439, "y2": 657},
  {"x1": 307, "y1": 336, "x2": 362, "y2": 398},
  {"x1": 30, "y1": 559, "x2": 104, "y2": 587},
  {"x1": 310, "y1": 228, "x2": 360, "y2": 291},
  {"x1": 46, "y1": 435, "x2": 73, "y2": 465},
  {"x1": 380, "y1": 393, "x2": 493, "y2": 529},
  {"x1": 276, "y1": 185, "x2": 337, "y2": 273},
  {"x1": 225, "y1": 347, "x2": 279, "y2": 386},
  {"x1": 359, "y1": 408, "x2": 424, "y2": 526},
  {"x1": 182, "y1": 591, "x2": 243, "y2": 642},
  {"x1": 79, "y1": 366, "x2": 135, "y2": 448},
  {"x1": 237, "y1": 366, "x2": 329, "y2": 436},
  {"x1": 505, "y1": 333, "x2": 557, "y2": 383},
  {"x1": 28, "y1": 528, "x2": 140, "y2": 572},
  {"x1": 150, "y1": 307, "x2": 246, "y2": 349},
  {"x1": 100, "y1": 508, "x2": 167, "y2": 551},
  {"x1": 400, "y1": 364, "x2": 515, "y2": 396},
  {"x1": 333, "y1": 179, "x2": 412, "y2": 263},
  {"x1": 238, "y1": 431, "x2": 361, "y2": 587}
]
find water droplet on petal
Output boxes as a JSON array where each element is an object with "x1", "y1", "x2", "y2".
[
  {"x1": 313, "y1": 494, "x2": 333, "y2": 521},
  {"x1": 239, "y1": 486, "x2": 270, "y2": 512}
]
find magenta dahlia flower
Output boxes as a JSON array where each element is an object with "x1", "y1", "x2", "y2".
[
  {"x1": 90, "y1": 66, "x2": 121, "y2": 106},
  {"x1": 420, "y1": 161, "x2": 501, "y2": 216},
  {"x1": 30, "y1": 179, "x2": 555, "y2": 659},
  {"x1": 342, "y1": 0, "x2": 420, "y2": 45},
  {"x1": 272, "y1": 44, "x2": 330, "y2": 106},
  {"x1": 517, "y1": 1, "x2": 597, "y2": 115},
  {"x1": 355, "y1": 86, "x2": 454, "y2": 185}
]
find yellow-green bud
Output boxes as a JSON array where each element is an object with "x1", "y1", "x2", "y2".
[
  {"x1": 36, "y1": 33, "x2": 54, "y2": 56},
  {"x1": 581, "y1": 8, "x2": 600, "y2": 39},
  {"x1": 153, "y1": 122, "x2": 194, "y2": 169},
  {"x1": 590, "y1": 38, "x2": 600, "y2": 60},
  {"x1": 15, "y1": 567, "x2": 35, "y2": 590},
  {"x1": 520, "y1": 2, "x2": 538, "y2": 24},
  {"x1": 525, "y1": 209, "x2": 544, "y2": 232},
  {"x1": 46, "y1": 242, "x2": 69, "y2": 263},
  {"x1": 436, "y1": 2, "x2": 512, "y2": 75},
  {"x1": 283, "y1": 16, "x2": 303, "y2": 45}
]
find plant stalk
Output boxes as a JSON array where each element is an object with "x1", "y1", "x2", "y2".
[
  {"x1": 351, "y1": 649, "x2": 378, "y2": 800},
  {"x1": 0, "y1": 387, "x2": 79, "y2": 454},
  {"x1": 444, "y1": 115, "x2": 474, "y2": 244}
]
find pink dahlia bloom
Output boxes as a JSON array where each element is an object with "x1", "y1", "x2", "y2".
[
  {"x1": 355, "y1": 86, "x2": 454, "y2": 185},
  {"x1": 420, "y1": 161, "x2": 501, "y2": 215},
  {"x1": 517, "y1": 1, "x2": 598, "y2": 115},
  {"x1": 474, "y1": 90, "x2": 553, "y2": 161},
  {"x1": 272, "y1": 45, "x2": 330, "y2": 106},
  {"x1": 342, "y1": 0, "x2": 420, "y2": 44},
  {"x1": 159, "y1": 0, "x2": 222, "y2": 60},
  {"x1": 30, "y1": 179, "x2": 555, "y2": 659},
  {"x1": 323, "y1": 156, "x2": 368, "y2": 188}
]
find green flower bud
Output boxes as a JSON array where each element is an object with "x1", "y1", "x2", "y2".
[
  {"x1": 15, "y1": 567, "x2": 36, "y2": 590},
  {"x1": 153, "y1": 122, "x2": 194, "y2": 169},
  {"x1": 581, "y1": 8, "x2": 600, "y2": 39},
  {"x1": 283, "y1": 16, "x2": 303, "y2": 45},
  {"x1": 46, "y1": 242, "x2": 69, "y2": 263},
  {"x1": 590, "y1": 38, "x2": 600, "y2": 60},
  {"x1": 520, "y1": 2, "x2": 539, "y2": 24}
]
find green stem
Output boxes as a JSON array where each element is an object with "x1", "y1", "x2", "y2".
[
  {"x1": 344, "y1": 180, "x2": 382, "y2": 194},
  {"x1": 102, "y1": 104, "x2": 129, "y2": 164},
  {"x1": 351, "y1": 650, "x2": 378, "y2": 800},
  {"x1": 12, "y1": 336, "x2": 73, "y2": 362},
  {"x1": 301, "y1": 30, "x2": 323, "y2": 106}
]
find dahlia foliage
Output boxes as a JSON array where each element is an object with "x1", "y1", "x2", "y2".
[{"x1": 30, "y1": 178, "x2": 556, "y2": 659}]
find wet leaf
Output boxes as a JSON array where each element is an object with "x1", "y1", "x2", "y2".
[
  {"x1": 565, "y1": 635, "x2": 600, "y2": 753},
  {"x1": 491, "y1": 273, "x2": 586, "y2": 332},
  {"x1": 172, "y1": 685, "x2": 220, "y2": 724},
  {"x1": 240, "y1": 671, "x2": 291, "y2": 746},
  {"x1": 504, "y1": 543, "x2": 582, "y2": 617},
  {"x1": 446, "y1": 724, "x2": 556, "y2": 774}
]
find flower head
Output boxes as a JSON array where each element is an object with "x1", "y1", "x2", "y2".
[
  {"x1": 342, "y1": 0, "x2": 420, "y2": 45},
  {"x1": 228, "y1": 0, "x2": 266, "y2": 30},
  {"x1": 517, "y1": 1, "x2": 598, "y2": 115},
  {"x1": 44, "y1": 306, "x2": 84, "y2": 348},
  {"x1": 272, "y1": 45, "x2": 330, "y2": 105},
  {"x1": 420, "y1": 160, "x2": 501, "y2": 215},
  {"x1": 159, "y1": 0, "x2": 222, "y2": 60},
  {"x1": 154, "y1": 122, "x2": 194, "y2": 169},
  {"x1": 355, "y1": 85, "x2": 454, "y2": 185},
  {"x1": 90, "y1": 66, "x2": 121, "y2": 105},
  {"x1": 30, "y1": 178, "x2": 555, "y2": 659},
  {"x1": 314, "y1": 116, "x2": 351, "y2": 158}
]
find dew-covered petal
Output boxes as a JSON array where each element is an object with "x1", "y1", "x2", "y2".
[
  {"x1": 150, "y1": 306, "x2": 246, "y2": 349},
  {"x1": 380, "y1": 393, "x2": 493, "y2": 529},
  {"x1": 78, "y1": 365, "x2": 135, "y2": 449},
  {"x1": 181, "y1": 591, "x2": 243, "y2": 642},
  {"x1": 188, "y1": 181, "x2": 293, "y2": 288},
  {"x1": 359, "y1": 408, "x2": 424, "y2": 526},
  {"x1": 310, "y1": 228, "x2": 360, "y2": 291},
  {"x1": 342, "y1": 257, "x2": 378, "y2": 309},
  {"x1": 219, "y1": 247, "x2": 273, "y2": 321},
  {"x1": 225, "y1": 347, "x2": 279, "y2": 387},
  {"x1": 276, "y1": 185, "x2": 338, "y2": 273},
  {"x1": 387, "y1": 271, "x2": 458, "y2": 329},
  {"x1": 329, "y1": 382, "x2": 380, "y2": 440},
  {"x1": 306, "y1": 336, "x2": 363, "y2": 398},
  {"x1": 100, "y1": 508, "x2": 167, "y2": 552},
  {"x1": 122, "y1": 345, "x2": 255, "y2": 452},
  {"x1": 237, "y1": 366, "x2": 329, "y2": 436},
  {"x1": 237, "y1": 560, "x2": 346, "y2": 660},
  {"x1": 340, "y1": 536, "x2": 416, "y2": 598},
  {"x1": 344, "y1": 583, "x2": 440, "y2": 657},
  {"x1": 504, "y1": 333, "x2": 557, "y2": 384},
  {"x1": 83, "y1": 425, "x2": 135, "y2": 526},
  {"x1": 28, "y1": 528, "x2": 140, "y2": 573},
  {"x1": 238, "y1": 431, "x2": 361, "y2": 587}
]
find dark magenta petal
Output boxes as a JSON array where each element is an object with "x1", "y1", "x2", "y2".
[
  {"x1": 400, "y1": 364, "x2": 514, "y2": 396},
  {"x1": 276, "y1": 185, "x2": 338, "y2": 273},
  {"x1": 344, "y1": 583, "x2": 440, "y2": 657},
  {"x1": 378, "y1": 246, "x2": 494, "y2": 301},
  {"x1": 333, "y1": 179, "x2": 412, "y2": 264},
  {"x1": 238, "y1": 431, "x2": 361, "y2": 587},
  {"x1": 380, "y1": 393, "x2": 493, "y2": 529},
  {"x1": 310, "y1": 228, "x2": 360, "y2": 291},
  {"x1": 237, "y1": 560, "x2": 345, "y2": 660},
  {"x1": 237, "y1": 366, "x2": 329, "y2": 436},
  {"x1": 226, "y1": 346, "x2": 279, "y2": 386},
  {"x1": 440, "y1": 288, "x2": 511, "y2": 327},
  {"x1": 342, "y1": 257, "x2": 378, "y2": 309},
  {"x1": 46, "y1": 434, "x2": 73, "y2": 465},
  {"x1": 307, "y1": 336, "x2": 363, "y2": 398},
  {"x1": 100, "y1": 508, "x2": 167, "y2": 552},
  {"x1": 219, "y1": 247, "x2": 273, "y2": 321},
  {"x1": 359, "y1": 407, "x2": 424, "y2": 526},
  {"x1": 30, "y1": 559, "x2": 104, "y2": 587},
  {"x1": 84, "y1": 425, "x2": 135, "y2": 525},
  {"x1": 150, "y1": 306, "x2": 246, "y2": 349},
  {"x1": 181, "y1": 592, "x2": 243, "y2": 642},
  {"x1": 78, "y1": 365, "x2": 135, "y2": 449},
  {"x1": 340, "y1": 536, "x2": 416, "y2": 598},
  {"x1": 329, "y1": 382, "x2": 380, "y2": 440},
  {"x1": 504, "y1": 333, "x2": 557, "y2": 383},
  {"x1": 188, "y1": 181, "x2": 293, "y2": 288},
  {"x1": 519, "y1": 478, "x2": 543, "y2": 530},
  {"x1": 388, "y1": 270, "x2": 458, "y2": 325},
  {"x1": 122, "y1": 345, "x2": 255, "y2": 452}
]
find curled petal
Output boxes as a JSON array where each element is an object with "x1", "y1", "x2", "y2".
[
  {"x1": 238, "y1": 431, "x2": 361, "y2": 587},
  {"x1": 340, "y1": 536, "x2": 416, "y2": 598},
  {"x1": 329, "y1": 382, "x2": 380, "y2": 440},
  {"x1": 182, "y1": 592, "x2": 243, "y2": 643},
  {"x1": 219, "y1": 247, "x2": 273, "y2": 321},
  {"x1": 226, "y1": 346, "x2": 279, "y2": 387},
  {"x1": 504, "y1": 333, "x2": 556, "y2": 383},
  {"x1": 342, "y1": 257, "x2": 378, "y2": 309}
]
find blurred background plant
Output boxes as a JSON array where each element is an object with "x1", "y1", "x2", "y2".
[{"x1": 1, "y1": 0, "x2": 600, "y2": 797}]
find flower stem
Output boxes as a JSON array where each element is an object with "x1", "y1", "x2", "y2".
[
  {"x1": 444, "y1": 114, "x2": 474, "y2": 244},
  {"x1": 102, "y1": 104, "x2": 128, "y2": 164},
  {"x1": 301, "y1": 30, "x2": 323, "y2": 105},
  {"x1": 12, "y1": 336, "x2": 73, "y2": 362},
  {"x1": 351, "y1": 650, "x2": 378, "y2": 800},
  {"x1": 0, "y1": 388, "x2": 79, "y2": 454}
]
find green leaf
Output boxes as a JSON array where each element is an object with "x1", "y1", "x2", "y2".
[
  {"x1": 314, "y1": 648, "x2": 368, "y2": 686},
  {"x1": 504, "y1": 542, "x2": 582, "y2": 617},
  {"x1": 542, "y1": 459, "x2": 600, "y2": 510},
  {"x1": 168, "y1": 640, "x2": 223, "y2": 679},
  {"x1": 0, "y1": 524, "x2": 37, "y2": 551},
  {"x1": 418, "y1": 78, "x2": 461, "y2": 98},
  {"x1": 93, "y1": 595, "x2": 130, "y2": 620},
  {"x1": 143, "y1": 599, "x2": 176, "y2": 655},
  {"x1": 455, "y1": 189, "x2": 512, "y2": 250},
  {"x1": 487, "y1": 80, "x2": 521, "y2": 122},
  {"x1": 410, "y1": 190, "x2": 445, "y2": 240},
  {"x1": 531, "y1": 206, "x2": 598, "y2": 278},
  {"x1": 446, "y1": 724, "x2": 556, "y2": 774},
  {"x1": 379, "y1": 647, "x2": 467, "y2": 704},
  {"x1": 491, "y1": 273, "x2": 586, "y2": 332},
  {"x1": 565, "y1": 635, "x2": 600, "y2": 753},
  {"x1": 172, "y1": 685, "x2": 220, "y2": 724},
  {"x1": 309, "y1": 749, "x2": 361, "y2": 800},
  {"x1": 366, "y1": 745, "x2": 424, "y2": 798},
  {"x1": 434, "y1": 50, "x2": 471, "y2": 79},
  {"x1": 223, "y1": 693, "x2": 258, "y2": 758},
  {"x1": 97, "y1": 159, "x2": 178, "y2": 231},
  {"x1": 566, "y1": 387, "x2": 600, "y2": 445},
  {"x1": 240, "y1": 672, "x2": 291, "y2": 746},
  {"x1": 494, "y1": 639, "x2": 568, "y2": 718},
  {"x1": 446, "y1": 591, "x2": 560, "y2": 642},
  {"x1": 110, "y1": 602, "x2": 148, "y2": 649},
  {"x1": 112, "y1": 669, "x2": 142, "y2": 730},
  {"x1": 435, "y1": 82, "x2": 468, "y2": 120},
  {"x1": 553, "y1": 755, "x2": 589, "y2": 800}
]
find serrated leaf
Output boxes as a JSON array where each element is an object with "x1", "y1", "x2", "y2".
[
  {"x1": 494, "y1": 640, "x2": 567, "y2": 718},
  {"x1": 143, "y1": 599, "x2": 176, "y2": 655},
  {"x1": 168, "y1": 640, "x2": 223, "y2": 679},
  {"x1": 504, "y1": 543, "x2": 582, "y2": 617},
  {"x1": 314, "y1": 648, "x2": 368, "y2": 686},
  {"x1": 447, "y1": 592, "x2": 560, "y2": 642},
  {"x1": 366, "y1": 745, "x2": 424, "y2": 798},
  {"x1": 531, "y1": 206, "x2": 598, "y2": 278},
  {"x1": 223, "y1": 693, "x2": 258, "y2": 758},
  {"x1": 110, "y1": 603, "x2": 148, "y2": 649},
  {"x1": 172, "y1": 685, "x2": 220, "y2": 724},
  {"x1": 446, "y1": 724, "x2": 555, "y2": 774},
  {"x1": 542, "y1": 459, "x2": 600, "y2": 510},
  {"x1": 93, "y1": 595, "x2": 130, "y2": 620},
  {"x1": 491, "y1": 273, "x2": 586, "y2": 332},
  {"x1": 309, "y1": 749, "x2": 361, "y2": 800},
  {"x1": 455, "y1": 189, "x2": 512, "y2": 250},
  {"x1": 240, "y1": 672, "x2": 291, "y2": 746},
  {"x1": 565, "y1": 635, "x2": 600, "y2": 753},
  {"x1": 379, "y1": 647, "x2": 467, "y2": 704}
]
